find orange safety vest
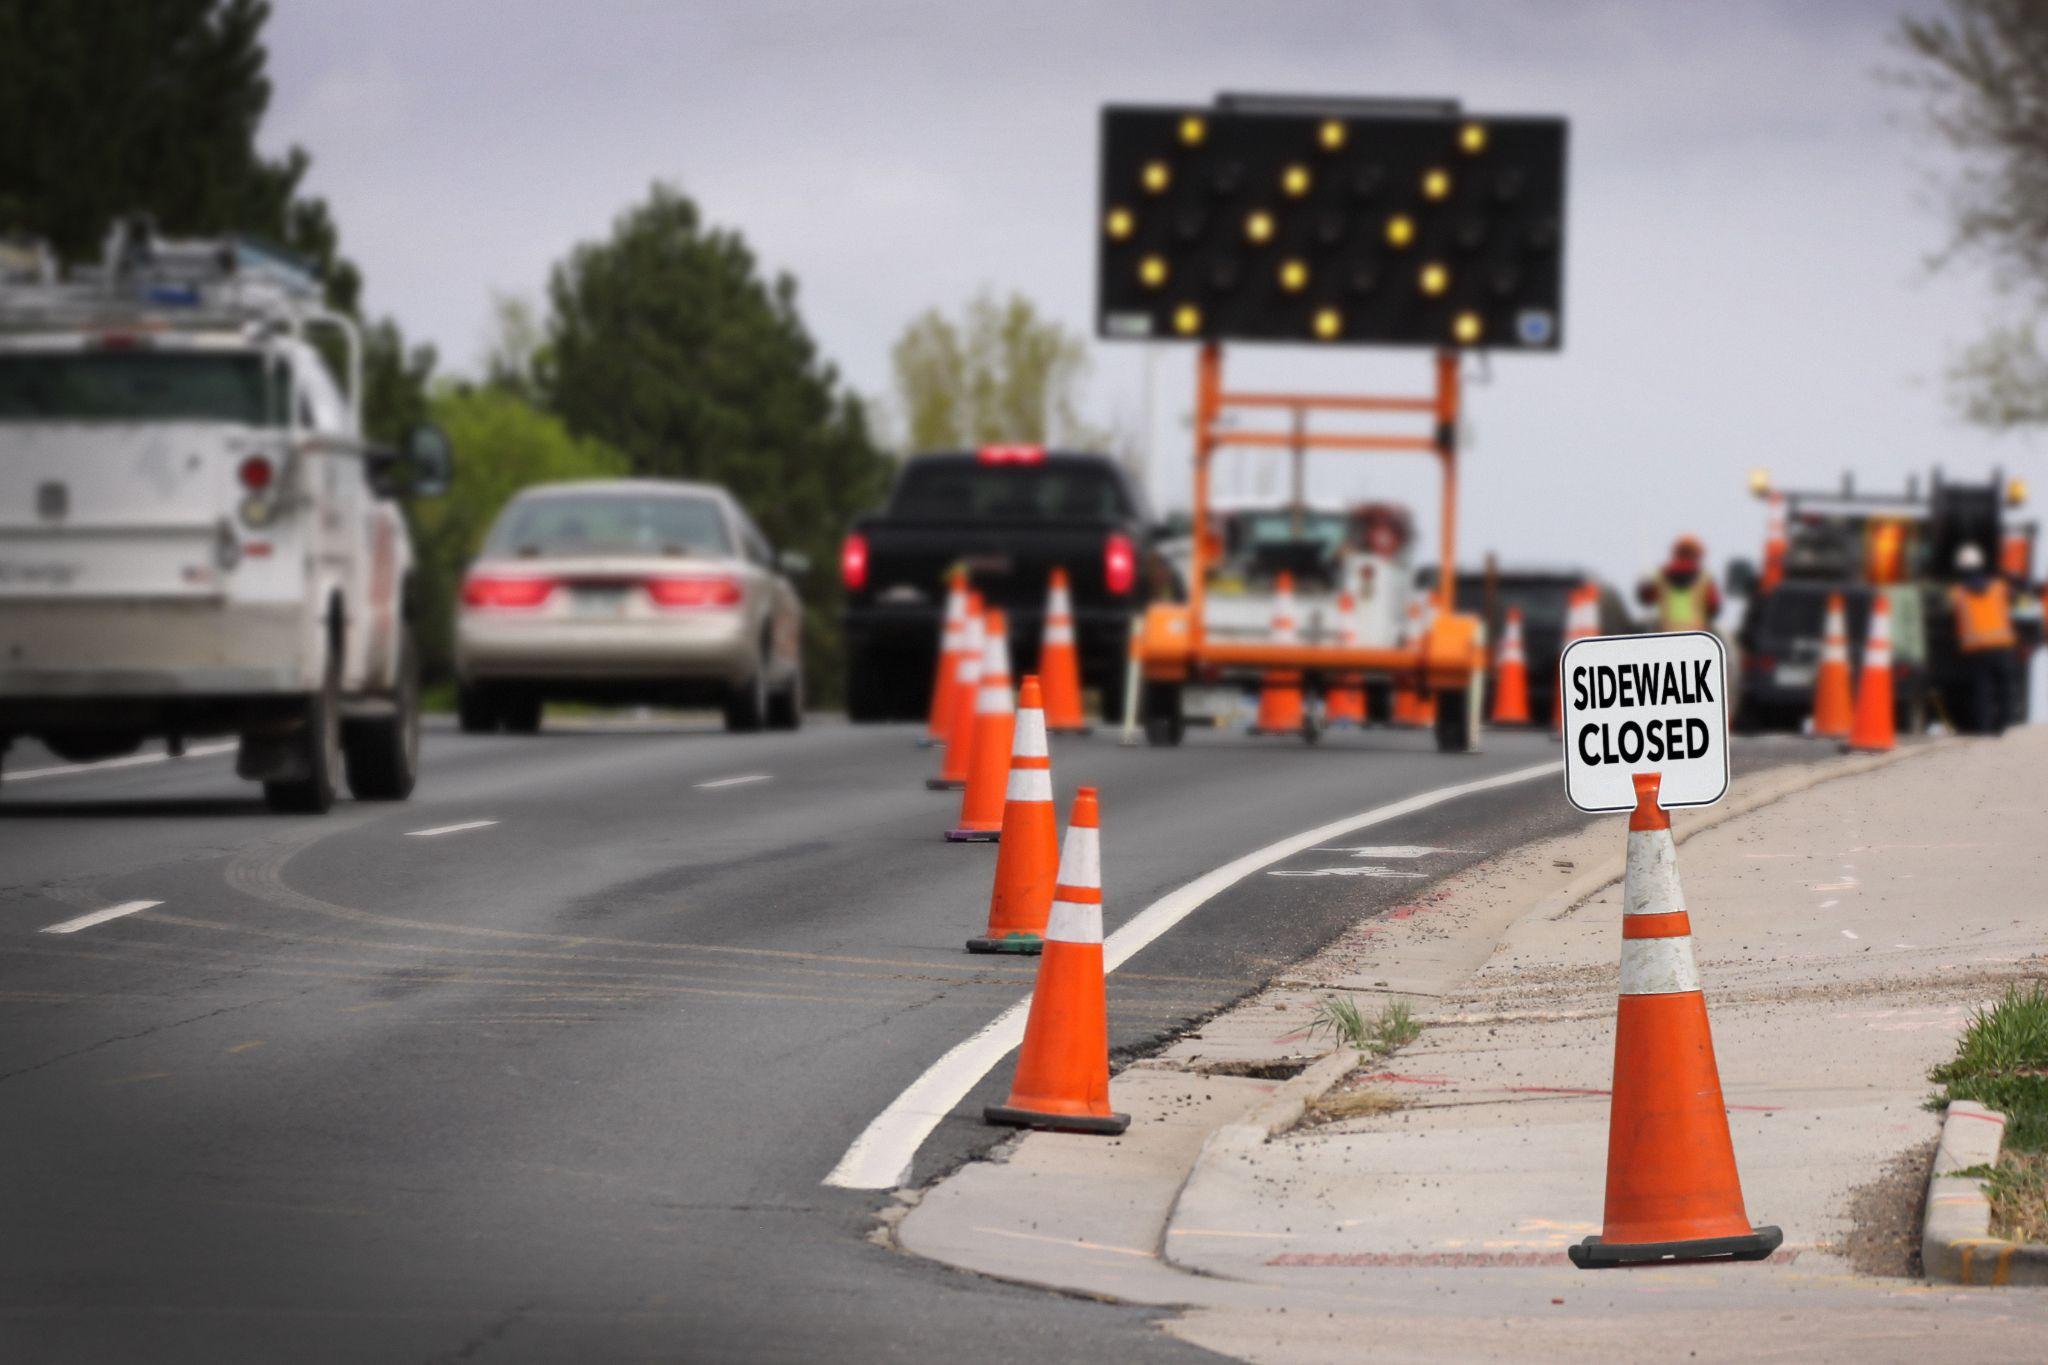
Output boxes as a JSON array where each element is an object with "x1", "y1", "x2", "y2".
[{"x1": 1952, "y1": 580, "x2": 2017, "y2": 652}]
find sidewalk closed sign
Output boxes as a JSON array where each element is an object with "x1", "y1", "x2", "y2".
[{"x1": 1560, "y1": 631, "x2": 1729, "y2": 813}]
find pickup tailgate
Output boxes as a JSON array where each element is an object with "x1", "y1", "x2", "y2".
[{"x1": 861, "y1": 519, "x2": 1119, "y2": 613}]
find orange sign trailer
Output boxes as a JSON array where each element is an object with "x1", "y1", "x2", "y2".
[{"x1": 1133, "y1": 343, "x2": 1487, "y2": 750}]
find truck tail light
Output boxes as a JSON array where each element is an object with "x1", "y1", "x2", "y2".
[
  {"x1": 978, "y1": 444, "x2": 1045, "y2": 465},
  {"x1": 1104, "y1": 532, "x2": 1136, "y2": 595},
  {"x1": 462, "y1": 574, "x2": 555, "y2": 609},
  {"x1": 841, "y1": 532, "x2": 869, "y2": 591},
  {"x1": 647, "y1": 575, "x2": 743, "y2": 608},
  {"x1": 238, "y1": 456, "x2": 274, "y2": 492}
]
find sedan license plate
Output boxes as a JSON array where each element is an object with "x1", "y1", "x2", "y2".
[
  {"x1": 1773, "y1": 663, "x2": 1816, "y2": 688},
  {"x1": 571, "y1": 586, "x2": 628, "y2": 618}
]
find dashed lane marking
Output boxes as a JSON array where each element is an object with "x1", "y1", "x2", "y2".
[
  {"x1": 40, "y1": 900, "x2": 161, "y2": 935},
  {"x1": 695, "y1": 774, "x2": 773, "y2": 789},
  {"x1": 4, "y1": 741, "x2": 237, "y2": 783},
  {"x1": 405, "y1": 820, "x2": 499, "y2": 838},
  {"x1": 822, "y1": 759, "x2": 1563, "y2": 1190}
]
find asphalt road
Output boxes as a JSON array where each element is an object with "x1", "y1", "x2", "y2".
[{"x1": 0, "y1": 715, "x2": 1818, "y2": 1363}]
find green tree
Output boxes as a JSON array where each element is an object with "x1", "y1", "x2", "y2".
[
  {"x1": 410, "y1": 387, "x2": 629, "y2": 683},
  {"x1": 890, "y1": 289, "x2": 1107, "y2": 451},
  {"x1": 544, "y1": 183, "x2": 893, "y2": 702},
  {"x1": 1901, "y1": 0, "x2": 2048, "y2": 426},
  {"x1": 0, "y1": 0, "x2": 428, "y2": 439}
]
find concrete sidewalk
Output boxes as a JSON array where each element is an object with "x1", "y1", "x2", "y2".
[{"x1": 897, "y1": 732, "x2": 2048, "y2": 1361}]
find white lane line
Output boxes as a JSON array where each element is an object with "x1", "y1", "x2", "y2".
[
  {"x1": 822, "y1": 758, "x2": 1563, "y2": 1190},
  {"x1": 5, "y1": 741, "x2": 236, "y2": 784},
  {"x1": 41, "y1": 900, "x2": 162, "y2": 935},
  {"x1": 405, "y1": 819, "x2": 499, "y2": 839},
  {"x1": 696, "y1": 774, "x2": 773, "y2": 789}
]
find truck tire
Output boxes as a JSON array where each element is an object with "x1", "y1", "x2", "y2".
[
  {"x1": 344, "y1": 628, "x2": 420, "y2": 801},
  {"x1": 1142, "y1": 681, "x2": 1183, "y2": 747},
  {"x1": 845, "y1": 651, "x2": 892, "y2": 723},
  {"x1": 265, "y1": 652, "x2": 342, "y2": 814},
  {"x1": 457, "y1": 684, "x2": 499, "y2": 735},
  {"x1": 1433, "y1": 689, "x2": 1472, "y2": 754}
]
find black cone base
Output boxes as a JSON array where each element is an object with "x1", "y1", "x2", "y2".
[
  {"x1": 1569, "y1": 1224, "x2": 1782, "y2": 1269},
  {"x1": 966, "y1": 934, "x2": 1043, "y2": 955},
  {"x1": 984, "y1": 1104, "x2": 1130, "y2": 1135}
]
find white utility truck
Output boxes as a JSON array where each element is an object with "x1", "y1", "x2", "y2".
[{"x1": 0, "y1": 219, "x2": 451, "y2": 811}]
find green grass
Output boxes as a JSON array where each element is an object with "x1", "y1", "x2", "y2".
[
  {"x1": 1307, "y1": 996, "x2": 1422, "y2": 1057},
  {"x1": 1929, "y1": 983, "x2": 2048, "y2": 1241}
]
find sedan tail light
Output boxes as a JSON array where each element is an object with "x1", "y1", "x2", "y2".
[
  {"x1": 1104, "y1": 532, "x2": 1137, "y2": 596},
  {"x1": 647, "y1": 575, "x2": 743, "y2": 608},
  {"x1": 462, "y1": 574, "x2": 556, "y2": 609},
  {"x1": 840, "y1": 532, "x2": 869, "y2": 591}
]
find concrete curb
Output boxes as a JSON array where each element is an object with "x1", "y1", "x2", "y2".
[
  {"x1": 1160, "y1": 739, "x2": 1950, "y2": 1275},
  {"x1": 1922, "y1": 1100, "x2": 2048, "y2": 1286}
]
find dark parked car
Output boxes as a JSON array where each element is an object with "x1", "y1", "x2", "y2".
[
  {"x1": 839, "y1": 447, "x2": 1171, "y2": 721},
  {"x1": 1417, "y1": 565, "x2": 1637, "y2": 722}
]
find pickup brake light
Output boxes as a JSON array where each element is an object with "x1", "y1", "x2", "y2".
[
  {"x1": 841, "y1": 532, "x2": 869, "y2": 591},
  {"x1": 978, "y1": 444, "x2": 1045, "y2": 465},
  {"x1": 1104, "y1": 532, "x2": 1137, "y2": 595}
]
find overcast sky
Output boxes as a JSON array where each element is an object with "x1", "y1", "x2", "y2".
[{"x1": 262, "y1": 0, "x2": 2032, "y2": 589}]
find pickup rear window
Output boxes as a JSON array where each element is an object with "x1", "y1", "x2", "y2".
[
  {"x1": 0, "y1": 352, "x2": 285, "y2": 425},
  {"x1": 889, "y1": 461, "x2": 1129, "y2": 521}
]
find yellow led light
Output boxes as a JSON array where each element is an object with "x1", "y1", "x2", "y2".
[
  {"x1": 1459, "y1": 122, "x2": 1487, "y2": 155},
  {"x1": 1420, "y1": 262, "x2": 1450, "y2": 295},
  {"x1": 1142, "y1": 160, "x2": 1171, "y2": 194},
  {"x1": 2010, "y1": 476, "x2": 2030, "y2": 507},
  {"x1": 1385, "y1": 215, "x2": 1415, "y2": 248},
  {"x1": 1179, "y1": 114, "x2": 1206, "y2": 146},
  {"x1": 1748, "y1": 467, "x2": 1772, "y2": 496},
  {"x1": 1423, "y1": 168, "x2": 1452, "y2": 201},
  {"x1": 1173, "y1": 303, "x2": 1202, "y2": 335},
  {"x1": 1282, "y1": 164, "x2": 1311, "y2": 197},
  {"x1": 1319, "y1": 119, "x2": 1346, "y2": 151},
  {"x1": 1105, "y1": 207, "x2": 1135, "y2": 241},
  {"x1": 1278, "y1": 259, "x2": 1309, "y2": 292},
  {"x1": 1452, "y1": 311, "x2": 1483, "y2": 344},
  {"x1": 1139, "y1": 255, "x2": 1169, "y2": 288},
  {"x1": 1245, "y1": 210, "x2": 1275, "y2": 244},
  {"x1": 1312, "y1": 307, "x2": 1342, "y2": 341}
]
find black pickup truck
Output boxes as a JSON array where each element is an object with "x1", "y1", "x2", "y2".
[{"x1": 840, "y1": 447, "x2": 1168, "y2": 721}]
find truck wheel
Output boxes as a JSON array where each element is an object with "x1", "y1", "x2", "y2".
[
  {"x1": 457, "y1": 684, "x2": 500, "y2": 734},
  {"x1": 502, "y1": 695, "x2": 543, "y2": 735},
  {"x1": 344, "y1": 628, "x2": 420, "y2": 801},
  {"x1": 1433, "y1": 689, "x2": 1472, "y2": 754},
  {"x1": 1142, "y1": 681, "x2": 1183, "y2": 747},
  {"x1": 265, "y1": 653, "x2": 342, "y2": 814},
  {"x1": 724, "y1": 663, "x2": 767, "y2": 733},
  {"x1": 767, "y1": 661, "x2": 804, "y2": 731}
]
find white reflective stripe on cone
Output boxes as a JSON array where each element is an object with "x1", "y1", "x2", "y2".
[
  {"x1": 1050, "y1": 585, "x2": 1073, "y2": 616},
  {"x1": 1012, "y1": 706, "x2": 1048, "y2": 757},
  {"x1": 976, "y1": 682, "x2": 1014, "y2": 715},
  {"x1": 1006, "y1": 767, "x2": 1053, "y2": 802},
  {"x1": 1624, "y1": 830, "x2": 1687, "y2": 917},
  {"x1": 1045, "y1": 898, "x2": 1103, "y2": 945},
  {"x1": 1045, "y1": 624, "x2": 1075, "y2": 646},
  {"x1": 1055, "y1": 823, "x2": 1100, "y2": 894},
  {"x1": 1619, "y1": 935, "x2": 1702, "y2": 996}
]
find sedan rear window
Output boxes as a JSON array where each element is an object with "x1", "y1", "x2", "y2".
[
  {"x1": 486, "y1": 493, "x2": 731, "y2": 558},
  {"x1": 889, "y1": 461, "x2": 1130, "y2": 521}
]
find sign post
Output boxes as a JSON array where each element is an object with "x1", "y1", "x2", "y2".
[{"x1": 1558, "y1": 629, "x2": 1780, "y2": 1269}]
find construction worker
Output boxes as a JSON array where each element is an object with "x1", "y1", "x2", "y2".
[
  {"x1": 1637, "y1": 535, "x2": 1722, "y2": 632},
  {"x1": 1950, "y1": 543, "x2": 2017, "y2": 735}
]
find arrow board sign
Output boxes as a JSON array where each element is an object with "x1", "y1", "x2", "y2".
[{"x1": 1559, "y1": 631, "x2": 1729, "y2": 814}]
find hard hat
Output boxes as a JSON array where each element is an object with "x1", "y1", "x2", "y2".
[
  {"x1": 1956, "y1": 543, "x2": 1986, "y2": 573},
  {"x1": 1672, "y1": 534, "x2": 1704, "y2": 560}
]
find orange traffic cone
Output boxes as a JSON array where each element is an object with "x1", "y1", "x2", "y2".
[
  {"x1": 1760, "y1": 493, "x2": 1787, "y2": 596},
  {"x1": 1809, "y1": 593, "x2": 1853, "y2": 740},
  {"x1": 1039, "y1": 568, "x2": 1091, "y2": 735},
  {"x1": 1326, "y1": 591, "x2": 1366, "y2": 727},
  {"x1": 968, "y1": 675, "x2": 1059, "y2": 953},
  {"x1": 1552, "y1": 585, "x2": 1598, "y2": 734},
  {"x1": 927, "y1": 606, "x2": 984, "y2": 791},
  {"x1": 923, "y1": 569, "x2": 970, "y2": 747},
  {"x1": 1252, "y1": 571, "x2": 1305, "y2": 735},
  {"x1": 949, "y1": 609, "x2": 1015, "y2": 841},
  {"x1": 985, "y1": 786, "x2": 1129, "y2": 1135},
  {"x1": 1491, "y1": 606, "x2": 1532, "y2": 725},
  {"x1": 1570, "y1": 772, "x2": 1781, "y2": 1269},
  {"x1": 1845, "y1": 594, "x2": 1896, "y2": 753}
]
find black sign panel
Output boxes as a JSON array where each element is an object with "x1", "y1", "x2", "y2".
[{"x1": 1097, "y1": 104, "x2": 1568, "y2": 350}]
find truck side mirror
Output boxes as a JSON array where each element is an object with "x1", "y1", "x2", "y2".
[
  {"x1": 400, "y1": 423, "x2": 454, "y2": 498},
  {"x1": 1726, "y1": 557, "x2": 1758, "y2": 599}
]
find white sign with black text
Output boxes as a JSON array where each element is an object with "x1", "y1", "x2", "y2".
[{"x1": 1559, "y1": 631, "x2": 1729, "y2": 814}]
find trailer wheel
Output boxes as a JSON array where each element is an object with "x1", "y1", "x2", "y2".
[
  {"x1": 1142, "y1": 681, "x2": 1184, "y2": 747},
  {"x1": 1433, "y1": 689, "x2": 1472, "y2": 754}
]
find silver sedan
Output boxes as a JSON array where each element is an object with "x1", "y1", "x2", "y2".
[{"x1": 454, "y1": 480, "x2": 806, "y2": 734}]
